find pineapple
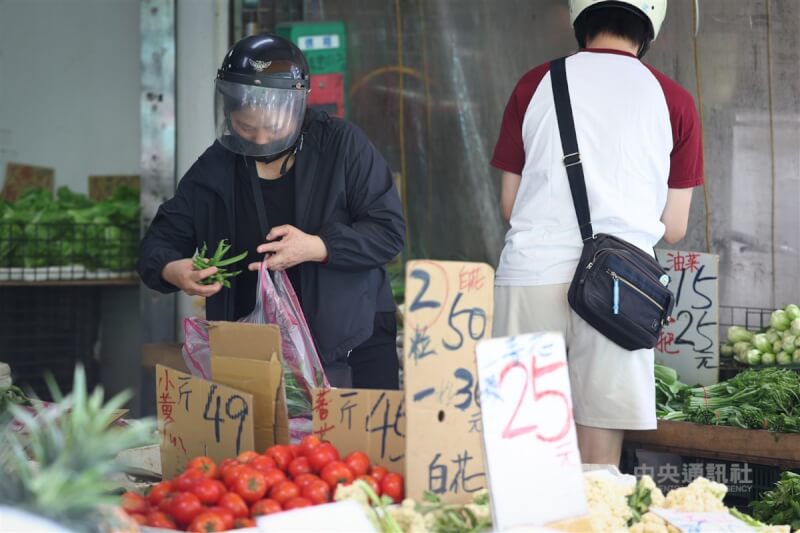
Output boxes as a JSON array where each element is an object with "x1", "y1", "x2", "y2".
[{"x1": 0, "y1": 365, "x2": 156, "y2": 532}]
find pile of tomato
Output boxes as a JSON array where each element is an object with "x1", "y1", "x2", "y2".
[{"x1": 119, "y1": 435, "x2": 405, "y2": 532}]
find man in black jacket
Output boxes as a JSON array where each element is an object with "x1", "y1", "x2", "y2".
[{"x1": 138, "y1": 34, "x2": 405, "y2": 389}]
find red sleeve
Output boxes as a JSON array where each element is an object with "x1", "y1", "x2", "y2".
[
  {"x1": 491, "y1": 63, "x2": 551, "y2": 175},
  {"x1": 646, "y1": 66, "x2": 705, "y2": 189}
]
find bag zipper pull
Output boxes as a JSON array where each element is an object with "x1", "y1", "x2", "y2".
[{"x1": 611, "y1": 272, "x2": 620, "y2": 315}]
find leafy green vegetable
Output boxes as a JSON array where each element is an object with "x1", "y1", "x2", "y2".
[
  {"x1": 750, "y1": 471, "x2": 800, "y2": 529},
  {"x1": 192, "y1": 240, "x2": 247, "y2": 289},
  {"x1": 0, "y1": 186, "x2": 139, "y2": 272}
]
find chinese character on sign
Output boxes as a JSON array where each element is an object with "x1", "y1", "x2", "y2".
[
  {"x1": 168, "y1": 433, "x2": 187, "y2": 454},
  {"x1": 409, "y1": 326, "x2": 436, "y2": 363},
  {"x1": 428, "y1": 451, "x2": 486, "y2": 495},
  {"x1": 667, "y1": 251, "x2": 701, "y2": 273},
  {"x1": 468, "y1": 411, "x2": 482, "y2": 433},
  {"x1": 657, "y1": 464, "x2": 681, "y2": 485},
  {"x1": 178, "y1": 377, "x2": 192, "y2": 411},
  {"x1": 340, "y1": 397, "x2": 357, "y2": 429},
  {"x1": 314, "y1": 389, "x2": 330, "y2": 421},
  {"x1": 555, "y1": 442, "x2": 580, "y2": 467},
  {"x1": 729, "y1": 463, "x2": 753, "y2": 485},
  {"x1": 158, "y1": 369, "x2": 177, "y2": 425},
  {"x1": 705, "y1": 463, "x2": 727, "y2": 484},
  {"x1": 304, "y1": 37, "x2": 314, "y2": 49},
  {"x1": 683, "y1": 462, "x2": 705, "y2": 483},
  {"x1": 635, "y1": 464, "x2": 656, "y2": 479},
  {"x1": 656, "y1": 331, "x2": 680, "y2": 355},
  {"x1": 458, "y1": 266, "x2": 486, "y2": 292},
  {"x1": 322, "y1": 35, "x2": 332, "y2": 47}
]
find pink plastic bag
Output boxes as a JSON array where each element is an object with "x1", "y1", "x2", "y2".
[{"x1": 182, "y1": 257, "x2": 329, "y2": 421}]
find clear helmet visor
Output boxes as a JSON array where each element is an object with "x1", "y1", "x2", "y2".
[{"x1": 214, "y1": 79, "x2": 307, "y2": 157}]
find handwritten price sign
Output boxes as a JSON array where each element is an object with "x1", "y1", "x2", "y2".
[
  {"x1": 475, "y1": 333, "x2": 586, "y2": 529},
  {"x1": 654, "y1": 250, "x2": 719, "y2": 385},
  {"x1": 156, "y1": 364, "x2": 255, "y2": 478},
  {"x1": 312, "y1": 388, "x2": 405, "y2": 472},
  {"x1": 403, "y1": 260, "x2": 493, "y2": 503}
]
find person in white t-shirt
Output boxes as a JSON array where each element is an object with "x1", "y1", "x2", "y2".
[{"x1": 490, "y1": 0, "x2": 704, "y2": 466}]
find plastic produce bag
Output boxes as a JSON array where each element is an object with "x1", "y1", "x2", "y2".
[{"x1": 182, "y1": 257, "x2": 329, "y2": 420}]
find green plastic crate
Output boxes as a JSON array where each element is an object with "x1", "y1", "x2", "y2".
[{"x1": 276, "y1": 21, "x2": 346, "y2": 75}]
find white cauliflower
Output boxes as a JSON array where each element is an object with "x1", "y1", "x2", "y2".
[
  {"x1": 638, "y1": 475, "x2": 665, "y2": 508},
  {"x1": 584, "y1": 475, "x2": 632, "y2": 532},
  {"x1": 628, "y1": 512, "x2": 680, "y2": 533},
  {"x1": 387, "y1": 499, "x2": 428, "y2": 533},
  {"x1": 663, "y1": 477, "x2": 728, "y2": 512}
]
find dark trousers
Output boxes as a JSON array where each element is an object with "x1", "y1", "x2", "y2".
[{"x1": 324, "y1": 312, "x2": 399, "y2": 390}]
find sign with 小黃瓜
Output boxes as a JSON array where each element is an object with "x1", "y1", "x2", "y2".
[
  {"x1": 156, "y1": 364, "x2": 255, "y2": 478},
  {"x1": 475, "y1": 332, "x2": 586, "y2": 529},
  {"x1": 311, "y1": 388, "x2": 405, "y2": 473},
  {"x1": 403, "y1": 260, "x2": 494, "y2": 504},
  {"x1": 654, "y1": 250, "x2": 719, "y2": 386}
]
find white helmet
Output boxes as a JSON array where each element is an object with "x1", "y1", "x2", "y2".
[{"x1": 569, "y1": 0, "x2": 667, "y2": 41}]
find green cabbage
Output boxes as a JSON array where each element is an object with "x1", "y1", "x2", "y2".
[
  {"x1": 727, "y1": 326, "x2": 754, "y2": 343},
  {"x1": 760, "y1": 351, "x2": 776, "y2": 366},
  {"x1": 770, "y1": 310, "x2": 791, "y2": 332},
  {"x1": 776, "y1": 352, "x2": 793, "y2": 366},
  {"x1": 746, "y1": 349, "x2": 762, "y2": 366},
  {"x1": 753, "y1": 333, "x2": 772, "y2": 353}
]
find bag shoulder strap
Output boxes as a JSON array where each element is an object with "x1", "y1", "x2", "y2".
[{"x1": 550, "y1": 56, "x2": 594, "y2": 242}]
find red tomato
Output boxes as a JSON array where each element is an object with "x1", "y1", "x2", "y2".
[
  {"x1": 269, "y1": 480, "x2": 301, "y2": 505},
  {"x1": 293, "y1": 473, "x2": 320, "y2": 490},
  {"x1": 145, "y1": 511, "x2": 177, "y2": 529},
  {"x1": 223, "y1": 464, "x2": 250, "y2": 489},
  {"x1": 187, "y1": 455, "x2": 218, "y2": 479},
  {"x1": 284, "y1": 497, "x2": 313, "y2": 510},
  {"x1": 219, "y1": 458, "x2": 239, "y2": 477},
  {"x1": 381, "y1": 472, "x2": 405, "y2": 503},
  {"x1": 175, "y1": 469, "x2": 206, "y2": 492},
  {"x1": 234, "y1": 517, "x2": 256, "y2": 528},
  {"x1": 188, "y1": 510, "x2": 227, "y2": 532},
  {"x1": 205, "y1": 506, "x2": 235, "y2": 530},
  {"x1": 191, "y1": 478, "x2": 225, "y2": 505},
  {"x1": 218, "y1": 492, "x2": 249, "y2": 519},
  {"x1": 356, "y1": 475, "x2": 381, "y2": 496},
  {"x1": 233, "y1": 468, "x2": 268, "y2": 503},
  {"x1": 147, "y1": 481, "x2": 173, "y2": 506},
  {"x1": 302, "y1": 478, "x2": 331, "y2": 504},
  {"x1": 320, "y1": 461, "x2": 354, "y2": 490},
  {"x1": 170, "y1": 492, "x2": 204, "y2": 526},
  {"x1": 287, "y1": 456, "x2": 312, "y2": 479},
  {"x1": 265, "y1": 445, "x2": 294, "y2": 472},
  {"x1": 262, "y1": 468, "x2": 288, "y2": 490},
  {"x1": 343, "y1": 451, "x2": 370, "y2": 477},
  {"x1": 369, "y1": 465, "x2": 388, "y2": 483},
  {"x1": 289, "y1": 444, "x2": 303, "y2": 458},
  {"x1": 249, "y1": 454, "x2": 277, "y2": 474},
  {"x1": 250, "y1": 498, "x2": 283, "y2": 516},
  {"x1": 158, "y1": 492, "x2": 179, "y2": 514},
  {"x1": 298, "y1": 435, "x2": 322, "y2": 457},
  {"x1": 236, "y1": 450, "x2": 260, "y2": 464},
  {"x1": 129, "y1": 513, "x2": 147, "y2": 525},
  {"x1": 120, "y1": 491, "x2": 149, "y2": 514},
  {"x1": 308, "y1": 443, "x2": 340, "y2": 473}
]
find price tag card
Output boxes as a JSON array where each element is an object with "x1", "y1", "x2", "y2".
[
  {"x1": 475, "y1": 333, "x2": 586, "y2": 529},
  {"x1": 403, "y1": 260, "x2": 494, "y2": 503},
  {"x1": 156, "y1": 364, "x2": 255, "y2": 478},
  {"x1": 650, "y1": 509, "x2": 756, "y2": 532},
  {"x1": 654, "y1": 250, "x2": 719, "y2": 385}
]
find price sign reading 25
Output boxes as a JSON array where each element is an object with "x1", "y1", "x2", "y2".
[{"x1": 475, "y1": 332, "x2": 586, "y2": 530}]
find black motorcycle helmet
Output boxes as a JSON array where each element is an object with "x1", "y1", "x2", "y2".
[{"x1": 214, "y1": 34, "x2": 310, "y2": 160}]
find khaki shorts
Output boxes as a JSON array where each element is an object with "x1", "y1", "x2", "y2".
[{"x1": 493, "y1": 284, "x2": 656, "y2": 430}]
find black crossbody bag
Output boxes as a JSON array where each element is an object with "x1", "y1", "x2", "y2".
[{"x1": 550, "y1": 57, "x2": 674, "y2": 351}]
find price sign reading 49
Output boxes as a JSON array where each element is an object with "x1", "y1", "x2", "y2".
[
  {"x1": 403, "y1": 261, "x2": 494, "y2": 504},
  {"x1": 475, "y1": 333, "x2": 586, "y2": 530}
]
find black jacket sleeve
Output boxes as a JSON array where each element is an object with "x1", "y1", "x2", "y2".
[
  {"x1": 317, "y1": 124, "x2": 406, "y2": 271},
  {"x1": 136, "y1": 176, "x2": 198, "y2": 293}
]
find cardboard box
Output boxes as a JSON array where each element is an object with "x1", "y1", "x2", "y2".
[
  {"x1": 209, "y1": 322, "x2": 290, "y2": 451},
  {"x1": 156, "y1": 322, "x2": 289, "y2": 478},
  {"x1": 312, "y1": 387, "x2": 405, "y2": 473}
]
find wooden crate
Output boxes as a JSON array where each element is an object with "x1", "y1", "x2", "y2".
[
  {"x1": 625, "y1": 421, "x2": 800, "y2": 468},
  {"x1": 2, "y1": 163, "x2": 54, "y2": 201}
]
